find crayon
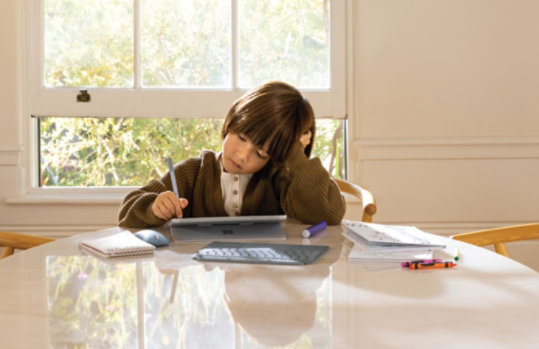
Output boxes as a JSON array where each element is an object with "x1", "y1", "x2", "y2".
[
  {"x1": 401, "y1": 259, "x2": 443, "y2": 267},
  {"x1": 302, "y1": 221, "x2": 327, "y2": 238},
  {"x1": 409, "y1": 261, "x2": 457, "y2": 270}
]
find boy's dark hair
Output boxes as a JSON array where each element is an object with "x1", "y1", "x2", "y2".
[{"x1": 221, "y1": 81, "x2": 315, "y2": 164}]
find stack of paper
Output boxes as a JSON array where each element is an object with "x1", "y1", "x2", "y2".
[{"x1": 343, "y1": 221, "x2": 446, "y2": 262}]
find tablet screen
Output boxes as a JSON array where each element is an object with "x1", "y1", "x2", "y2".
[{"x1": 170, "y1": 215, "x2": 287, "y2": 241}]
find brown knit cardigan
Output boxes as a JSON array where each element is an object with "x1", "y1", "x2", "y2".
[{"x1": 118, "y1": 143, "x2": 345, "y2": 228}]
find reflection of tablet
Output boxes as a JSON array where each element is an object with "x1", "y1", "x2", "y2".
[{"x1": 170, "y1": 215, "x2": 287, "y2": 242}]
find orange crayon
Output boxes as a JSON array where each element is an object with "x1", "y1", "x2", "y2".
[{"x1": 409, "y1": 261, "x2": 457, "y2": 270}]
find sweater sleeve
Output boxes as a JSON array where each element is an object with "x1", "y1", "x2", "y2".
[
  {"x1": 118, "y1": 155, "x2": 202, "y2": 228},
  {"x1": 277, "y1": 142, "x2": 346, "y2": 225},
  {"x1": 118, "y1": 179, "x2": 169, "y2": 228}
]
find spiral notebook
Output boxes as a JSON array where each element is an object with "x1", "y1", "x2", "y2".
[{"x1": 79, "y1": 231, "x2": 155, "y2": 258}]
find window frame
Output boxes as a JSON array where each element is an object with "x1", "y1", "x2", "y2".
[{"x1": 21, "y1": 0, "x2": 350, "y2": 199}]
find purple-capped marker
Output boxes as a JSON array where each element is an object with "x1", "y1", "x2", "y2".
[{"x1": 302, "y1": 221, "x2": 327, "y2": 238}]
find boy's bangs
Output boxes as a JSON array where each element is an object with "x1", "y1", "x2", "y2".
[
  {"x1": 232, "y1": 114, "x2": 293, "y2": 163},
  {"x1": 234, "y1": 116, "x2": 276, "y2": 147}
]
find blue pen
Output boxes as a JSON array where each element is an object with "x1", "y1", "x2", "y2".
[
  {"x1": 302, "y1": 221, "x2": 327, "y2": 238},
  {"x1": 167, "y1": 157, "x2": 179, "y2": 197}
]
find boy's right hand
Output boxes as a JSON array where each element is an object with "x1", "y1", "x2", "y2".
[{"x1": 152, "y1": 191, "x2": 189, "y2": 221}]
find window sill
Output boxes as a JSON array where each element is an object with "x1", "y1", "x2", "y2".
[{"x1": 5, "y1": 192, "x2": 126, "y2": 205}]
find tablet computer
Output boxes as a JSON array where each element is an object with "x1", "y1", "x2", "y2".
[{"x1": 170, "y1": 215, "x2": 287, "y2": 241}]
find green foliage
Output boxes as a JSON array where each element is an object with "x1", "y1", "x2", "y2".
[
  {"x1": 40, "y1": 117, "x2": 344, "y2": 186},
  {"x1": 41, "y1": 117, "x2": 222, "y2": 186},
  {"x1": 44, "y1": 0, "x2": 328, "y2": 88},
  {"x1": 44, "y1": 0, "x2": 133, "y2": 87},
  {"x1": 238, "y1": 0, "x2": 329, "y2": 87},
  {"x1": 141, "y1": 0, "x2": 231, "y2": 86}
]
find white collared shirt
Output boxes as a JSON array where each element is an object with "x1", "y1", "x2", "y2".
[{"x1": 219, "y1": 155, "x2": 253, "y2": 216}]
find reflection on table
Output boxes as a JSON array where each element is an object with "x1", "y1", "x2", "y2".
[
  {"x1": 46, "y1": 255, "x2": 335, "y2": 348},
  {"x1": 1, "y1": 222, "x2": 539, "y2": 349}
]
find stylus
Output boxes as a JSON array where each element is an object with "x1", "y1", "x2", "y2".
[{"x1": 167, "y1": 157, "x2": 180, "y2": 197}]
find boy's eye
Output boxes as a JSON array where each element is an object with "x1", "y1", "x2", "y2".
[
  {"x1": 256, "y1": 151, "x2": 269, "y2": 160},
  {"x1": 237, "y1": 133, "x2": 268, "y2": 159}
]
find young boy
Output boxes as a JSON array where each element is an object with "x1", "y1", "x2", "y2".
[{"x1": 118, "y1": 81, "x2": 345, "y2": 228}]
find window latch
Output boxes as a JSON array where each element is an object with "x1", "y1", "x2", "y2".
[{"x1": 76, "y1": 90, "x2": 91, "y2": 103}]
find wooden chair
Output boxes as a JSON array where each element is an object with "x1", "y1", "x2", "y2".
[
  {"x1": 334, "y1": 178, "x2": 377, "y2": 222},
  {"x1": 0, "y1": 231, "x2": 54, "y2": 259},
  {"x1": 450, "y1": 223, "x2": 539, "y2": 258}
]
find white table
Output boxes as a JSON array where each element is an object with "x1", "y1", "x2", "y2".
[{"x1": 1, "y1": 221, "x2": 538, "y2": 348}]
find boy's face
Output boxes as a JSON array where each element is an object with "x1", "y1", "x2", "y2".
[{"x1": 221, "y1": 132, "x2": 271, "y2": 174}]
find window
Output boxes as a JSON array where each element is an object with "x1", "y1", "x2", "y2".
[{"x1": 28, "y1": 0, "x2": 348, "y2": 187}]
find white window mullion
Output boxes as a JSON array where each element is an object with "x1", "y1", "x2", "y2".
[
  {"x1": 134, "y1": 0, "x2": 141, "y2": 89},
  {"x1": 231, "y1": 0, "x2": 238, "y2": 89}
]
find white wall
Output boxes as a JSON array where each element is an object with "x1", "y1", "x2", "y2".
[
  {"x1": 1, "y1": 0, "x2": 538, "y2": 269},
  {"x1": 345, "y1": 0, "x2": 539, "y2": 270}
]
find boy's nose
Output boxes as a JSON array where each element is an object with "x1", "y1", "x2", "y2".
[{"x1": 235, "y1": 144, "x2": 249, "y2": 162}]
